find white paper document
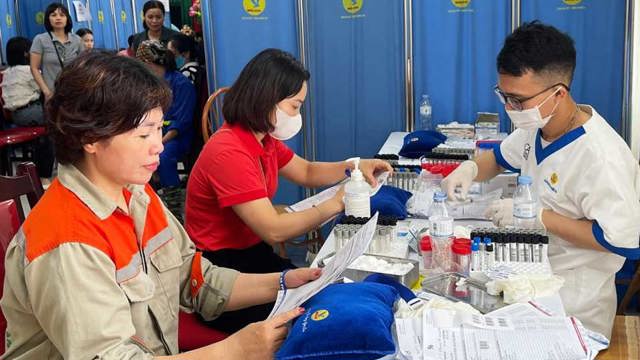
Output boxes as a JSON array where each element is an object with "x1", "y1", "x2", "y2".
[
  {"x1": 268, "y1": 213, "x2": 379, "y2": 318},
  {"x1": 422, "y1": 309, "x2": 589, "y2": 360},
  {"x1": 72, "y1": 1, "x2": 92, "y2": 22}
]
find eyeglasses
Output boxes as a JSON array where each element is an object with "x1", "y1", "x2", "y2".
[{"x1": 494, "y1": 83, "x2": 568, "y2": 111}]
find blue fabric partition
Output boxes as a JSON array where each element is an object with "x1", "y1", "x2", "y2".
[
  {"x1": 0, "y1": 0, "x2": 18, "y2": 62},
  {"x1": 413, "y1": 0, "x2": 511, "y2": 131},
  {"x1": 521, "y1": 0, "x2": 627, "y2": 135},
  {"x1": 86, "y1": 0, "x2": 117, "y2": 49},
  {"x1": 114, "y1": 0, "x2": 135, "y2": 50},
  {"x1": 305, "y1": 0, "x2": 405, "y2": 161},
  {"x1": 201, "y1": 0, "x2": 303, "y2": 205},
  {"x1": 67, "y1": 0, "x2": 91, "y2": 33},
  {"x1": 17, "y1": 0, "x2": 52, "y2": 41}
]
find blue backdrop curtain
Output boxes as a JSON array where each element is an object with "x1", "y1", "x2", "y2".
[
  {"x1": 84, "y1": 0, "x2": 117, "y2": 49},
  {"x1": 66, "y1": 0, "x2": 91, "y2": 34},
  {"x1": 413, "y1": 0, "x2": 511, "y2": 131},
  {"x1": 16, "y1": 0, "x2": 52, "y2": 41},
  {"x1": 114, "y1": 0, "x2": 135, "y2": 50},
  {"x1": 521, "y1": 0, "x2": 627, "y2": 135},
  {"x1": 0, "y1": 0, "x2": 18, "y2": 62},
  {"x1": 200, "y1": 0, "x2": 303, "y2": 205},
  {"x1": 304, "y1": 0, "x2": 405, "y2": 161}
]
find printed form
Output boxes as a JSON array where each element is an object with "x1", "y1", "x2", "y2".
[
  {"x1": 268, "y1": 213, "x2": 379, "y2": 318},
  {"x1": 422, "y1": 309, "x2": 588, "y2": 360}
]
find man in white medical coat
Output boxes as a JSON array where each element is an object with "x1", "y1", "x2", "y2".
[{"x1": 442, "y1": 21, "x2": 640, "y2": 338}]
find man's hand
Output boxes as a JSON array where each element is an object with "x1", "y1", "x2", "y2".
[{"x1": 440, "y1": 160, "x2": 478, "y2": 200}]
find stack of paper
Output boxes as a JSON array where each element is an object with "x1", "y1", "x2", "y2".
[{"x1": 268, "y1": 213, "x2": 379, "y2": 318}]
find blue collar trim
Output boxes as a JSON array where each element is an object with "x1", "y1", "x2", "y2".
[{"x1": 535, "y1": 126, "x2": 586, "y2": 165}]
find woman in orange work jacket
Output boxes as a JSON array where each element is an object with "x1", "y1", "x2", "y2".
[{"x1": 0, "y1": 51, "x2": 321, "y2": 360}]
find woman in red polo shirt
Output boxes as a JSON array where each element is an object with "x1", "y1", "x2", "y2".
[{"x1": 185, "y1": 48, "x2": 391, "y2": 332}]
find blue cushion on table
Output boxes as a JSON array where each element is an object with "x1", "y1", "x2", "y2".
[
  {"x1": 398, "y1": 130, "x2": 447, "y2": 158},
  {"x1": 370, "y1": 185, "x2": 412, "y2": 219},
  {"x1": 275, "y1": 282, "x2": 399, "y2": 360}
]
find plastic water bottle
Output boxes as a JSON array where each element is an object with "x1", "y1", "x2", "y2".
[
  {"x1": 418, "y1": 94, "x2": 432, "y2": 130},
  {"x1": 513, "y1": 175, "x2": 538, "y2": 229},
  {"x1": 429, "y1": 191, "x2": 449, "y2": 218},
  {"x1": 344, "y1": 157, "x2": 371, "y2": 218}
]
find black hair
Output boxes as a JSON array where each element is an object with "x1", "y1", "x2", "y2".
[
  {"x1": 127, "y1": 35, "x2": 135, "y2": 47},
  {"x1": 44, "y1": 2, "x2": 73, "y2": 34},
  {"x1": 47, "y1": 51, "x2": 171, "y2": 165},
  {"x1": 6, "y1": 37, "x2": 31, "y2": 66},
  {"x1": 223, "y1": 48, "x2": 309, "y2": 133},
  {"x1": 75, "y1": 28, "x2": 93, "y2": 37},
  {"x1": 497, "y1": 21, "x2": 576, "y2": 85},
  {"x1": 142, "y1": 0, "x2": 165, "y2": 30},
  {"x1": 169, "y1": 33, "x2": 196, "y2": 61}
]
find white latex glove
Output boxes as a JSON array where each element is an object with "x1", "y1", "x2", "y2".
[
  {"x1": 484, "y1": 199, "x2": 547, "y2": 230},
  {"x1": 484, "y1": 199, "x2": 514, "y2": 227},
  {"x1": 440, "y1": 160, "x2": 478, "y2": 201}
]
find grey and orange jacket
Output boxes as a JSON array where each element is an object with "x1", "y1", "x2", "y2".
[{"x1": 1, "y1": 163, "x2": 239, "y2": 359}]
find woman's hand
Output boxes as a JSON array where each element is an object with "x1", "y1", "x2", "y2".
[
  {"x1": 357, "y1": 159, "x2": 394, "y2": 187},
  {"x1": 43, "y1": 88, "x2": 53, "y2": 101},
  {"x1": 223, "y1": 307, "x2": 305, "y2": 359},
  {"x1": 284, "y1": 268, "x2": 322, "y2": 289}
]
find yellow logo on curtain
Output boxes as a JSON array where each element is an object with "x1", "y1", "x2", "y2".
[
  {"x1": 563, "y1": 0, "x2": 582, "y2": 5},
  {"x1": 343, "y1": 0, "x2": 363, "y2": 14},
  {"x1": 6, "y1": 14, "x2": 12, "y2": 27},
  {"x1": 98, "y1": 10, "x2": 104, "y2": 23},
  {"x1": 121, "y1": 10, "x2": 127, "y2": 23},
  {"x1": 243, "y1": 0, "x2": 266, "y2": 16},
  {"x1": 451, "y1": 0, "x2": 471, "y2": 8},
  {"x1": 36, "y1": 11, "x2": 44, "y2": 25}
]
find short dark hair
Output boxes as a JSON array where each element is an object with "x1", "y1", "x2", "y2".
[
  {"x1": 497, "y1": 21, "x2": 576, "y2": 85},
  {"x1": 47, "y1": 51, "x2": 172, "y2": 165},
  {"x1": 75, "y1": 28, "x2": 93, "y2": 37},
  {"x1": 44, "y1": 3, "x2": 73, "y2": 34},
  {"x1": 127, "y1": 34, "x2": 135, "y2": 47},
  {"x1": 169, "y1": 33, "x2": 196, "y2": 61},
  {"x1": 223, "y1": 48, "x2": 310, "y2": 133},
  {"x1": 6, "y1": 37, "x2": 31, "y2": 66},
  {"x1": 142, "y1": 0, "x2": 165, "y2": 30}
]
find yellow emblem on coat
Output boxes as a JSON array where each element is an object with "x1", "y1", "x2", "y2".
[
  {"x1": 563, "y1": 0, "x2": 582, "y2": 5},
  {"x1": 243, "y1": 0, "x2": 266, "y2": 16},
  {"x1": 98, "y1": 10, "x2": 105, "y2": 24},
  {"x1": 343, "y1": 0, "x2": 363, "y2": 14},
  {"x1": 550, "y1": 172, "x2": 559, "y2": 185},
  {"x1": 121, "y1": 10, "x2": 127, "y2": 23},
  {"x1": 451, "y1": 0, "x2": 471, "y2": 8},
  {"x1": 310, "y1": 309, "x2": 330, "y2": 321}
]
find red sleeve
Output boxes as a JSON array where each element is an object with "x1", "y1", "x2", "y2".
[
  {"x1": 275, "y1": 140, "x2": 295, "y2": 169},
  {"x1": 206, "y1": 148, "x2": 268, "y2": 207}
]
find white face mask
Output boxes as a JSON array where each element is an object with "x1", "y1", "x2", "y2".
[
  {"x1": 506, "y1": 88, "x2": 561, "y2": 130},
  {"x1": 270, "y1": 106, "x2": 302, "y2": 141}
]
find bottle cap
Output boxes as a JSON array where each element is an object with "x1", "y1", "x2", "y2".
[
  {"x1": 518, "y1": 175, "x2": 532, "y2": 185},
  {"x1": 433, "y1": 191, "x2": 447, "y2": 201},
  {"x1": 420, "y1": 235, "x2": 432, "y2": 251}
]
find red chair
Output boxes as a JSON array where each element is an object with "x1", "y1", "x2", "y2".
[
  {"x1": 178, "y1": 312, "x2": 228, "y2": 351},
  {"x1": 0, "y1": 162, "x2": 45, "y2": 354}
]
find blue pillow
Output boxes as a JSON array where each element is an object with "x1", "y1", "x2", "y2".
[
  {"x1": 398, "y1": 130, "x2": 447, "y2": 158},
  {"x1": 275, "y1": 282, "x2": 399, "y2": 360},
  {"x1": 370, "y1": 185, "x2": 413, "y2": 219}
]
